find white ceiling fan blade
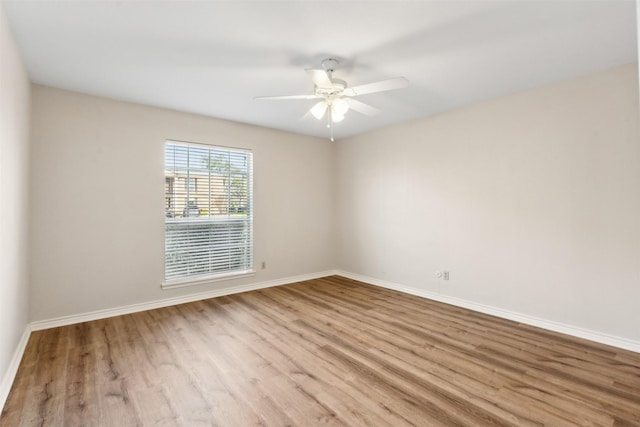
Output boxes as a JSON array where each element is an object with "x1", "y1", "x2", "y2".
[
  {"x1": 306, "y1": 69, "x2": 334, "y2": 90},
  {"x1": 347, "y1": 98, "x2": 381, "y2": 116},
  {"x1": 343, "y1": 77, "x2": 409, "y2": 97},
  {"x1": 254, "y1": 94, "x2": 321, "y2": 100}
]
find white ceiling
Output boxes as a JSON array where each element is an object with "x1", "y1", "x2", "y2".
[{"x1": 3, "y1": 0, "x2": 638, "y2": 140}]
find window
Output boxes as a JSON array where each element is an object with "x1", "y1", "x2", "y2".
[{"x1": 164, "y1": 140, "x2": 253, "y2": 286}]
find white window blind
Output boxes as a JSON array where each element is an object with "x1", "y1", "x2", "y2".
[{"x1": 164, "y1": 140, "x2": 253, "y2": 284}]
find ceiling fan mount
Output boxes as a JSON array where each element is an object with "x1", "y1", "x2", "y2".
[
  {"x1": 321, "y1": 58, "x2": 339, "y2": 72},
  {"x1": 255, "y1": 57, "x2": 409, "y2": 141}
]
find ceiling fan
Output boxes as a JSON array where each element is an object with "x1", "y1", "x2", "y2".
[{"x1": 255, "y1": 58, "x2": 409, "y2": 141}]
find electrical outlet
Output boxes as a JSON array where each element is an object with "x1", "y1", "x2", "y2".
[
  {"x1": 261, "y1": 261, "x2": 266, "y2": 270},
  {"x1": 443, "y1": 271, "x2": 449, "y2": 280}
]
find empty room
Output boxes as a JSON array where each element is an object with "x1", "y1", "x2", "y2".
[{"x1": 1, "y1": 1, "x2": 639, "y2": 425}]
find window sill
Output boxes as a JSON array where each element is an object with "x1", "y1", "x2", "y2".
[{"x1": 161, "y1": 269, "x2": 256, "y2": 290}]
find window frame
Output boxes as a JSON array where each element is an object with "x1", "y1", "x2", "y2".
[{"x1": 162, "y1": 139, "x2": 254, "y2": 289}]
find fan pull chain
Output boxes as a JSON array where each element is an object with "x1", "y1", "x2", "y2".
[{"x1": 328, "y1": 107, "x2": 334, "y2": 142}]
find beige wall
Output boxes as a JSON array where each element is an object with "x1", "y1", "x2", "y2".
[
  {"x1": 29, "y1": 85, "x2": 335, "y2": 321},
  {"x1": 19, "y1": 55, "x2": 640, "y2": 346},
  {"x1": 0, "y1": 3, "x2": 31, "y2": 403},
  {"x1": 337, "y1": 63, "x2": 640, "y2": 342}
]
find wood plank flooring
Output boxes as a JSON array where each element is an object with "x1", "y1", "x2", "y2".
[{"x1": 2, "y1": 275, "x2": 639, "y2": 426}]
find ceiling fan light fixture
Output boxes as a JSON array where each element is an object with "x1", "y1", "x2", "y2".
[
  {"x1": 332, "y1": 98, "x2": 349, "y2": 116},
  {"x1": 332, "y1": 112, "x2": 345, "y2": 123},
  {"x1": 310, "y1": 101, "x2": 327, "y2": 120}
]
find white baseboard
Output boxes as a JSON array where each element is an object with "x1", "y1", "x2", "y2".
[
  {"x1": 28, "y1": 268, "x2": 640, "y2": 352},
  {"x1": 0, "y1": 325, "x2": 31, "y2": 412},
  {"x1": 337, "y1": 270, "x2": 640, "y2": 354},
  {"x1": 31, "y1": 270, "x2": 338, "y2": 331}
]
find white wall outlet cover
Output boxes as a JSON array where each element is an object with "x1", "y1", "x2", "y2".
[{"x1": 435, "y1": 271, "x2": 442, "y2": 278}]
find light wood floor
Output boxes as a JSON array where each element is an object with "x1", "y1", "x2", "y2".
[{"x1": 2, "y1": 276, "x2": 639, "y2": 426}]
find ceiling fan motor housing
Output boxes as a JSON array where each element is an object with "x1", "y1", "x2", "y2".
[{"x1": 316, "y1": 78, "x2": 346, "y2": 97}]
